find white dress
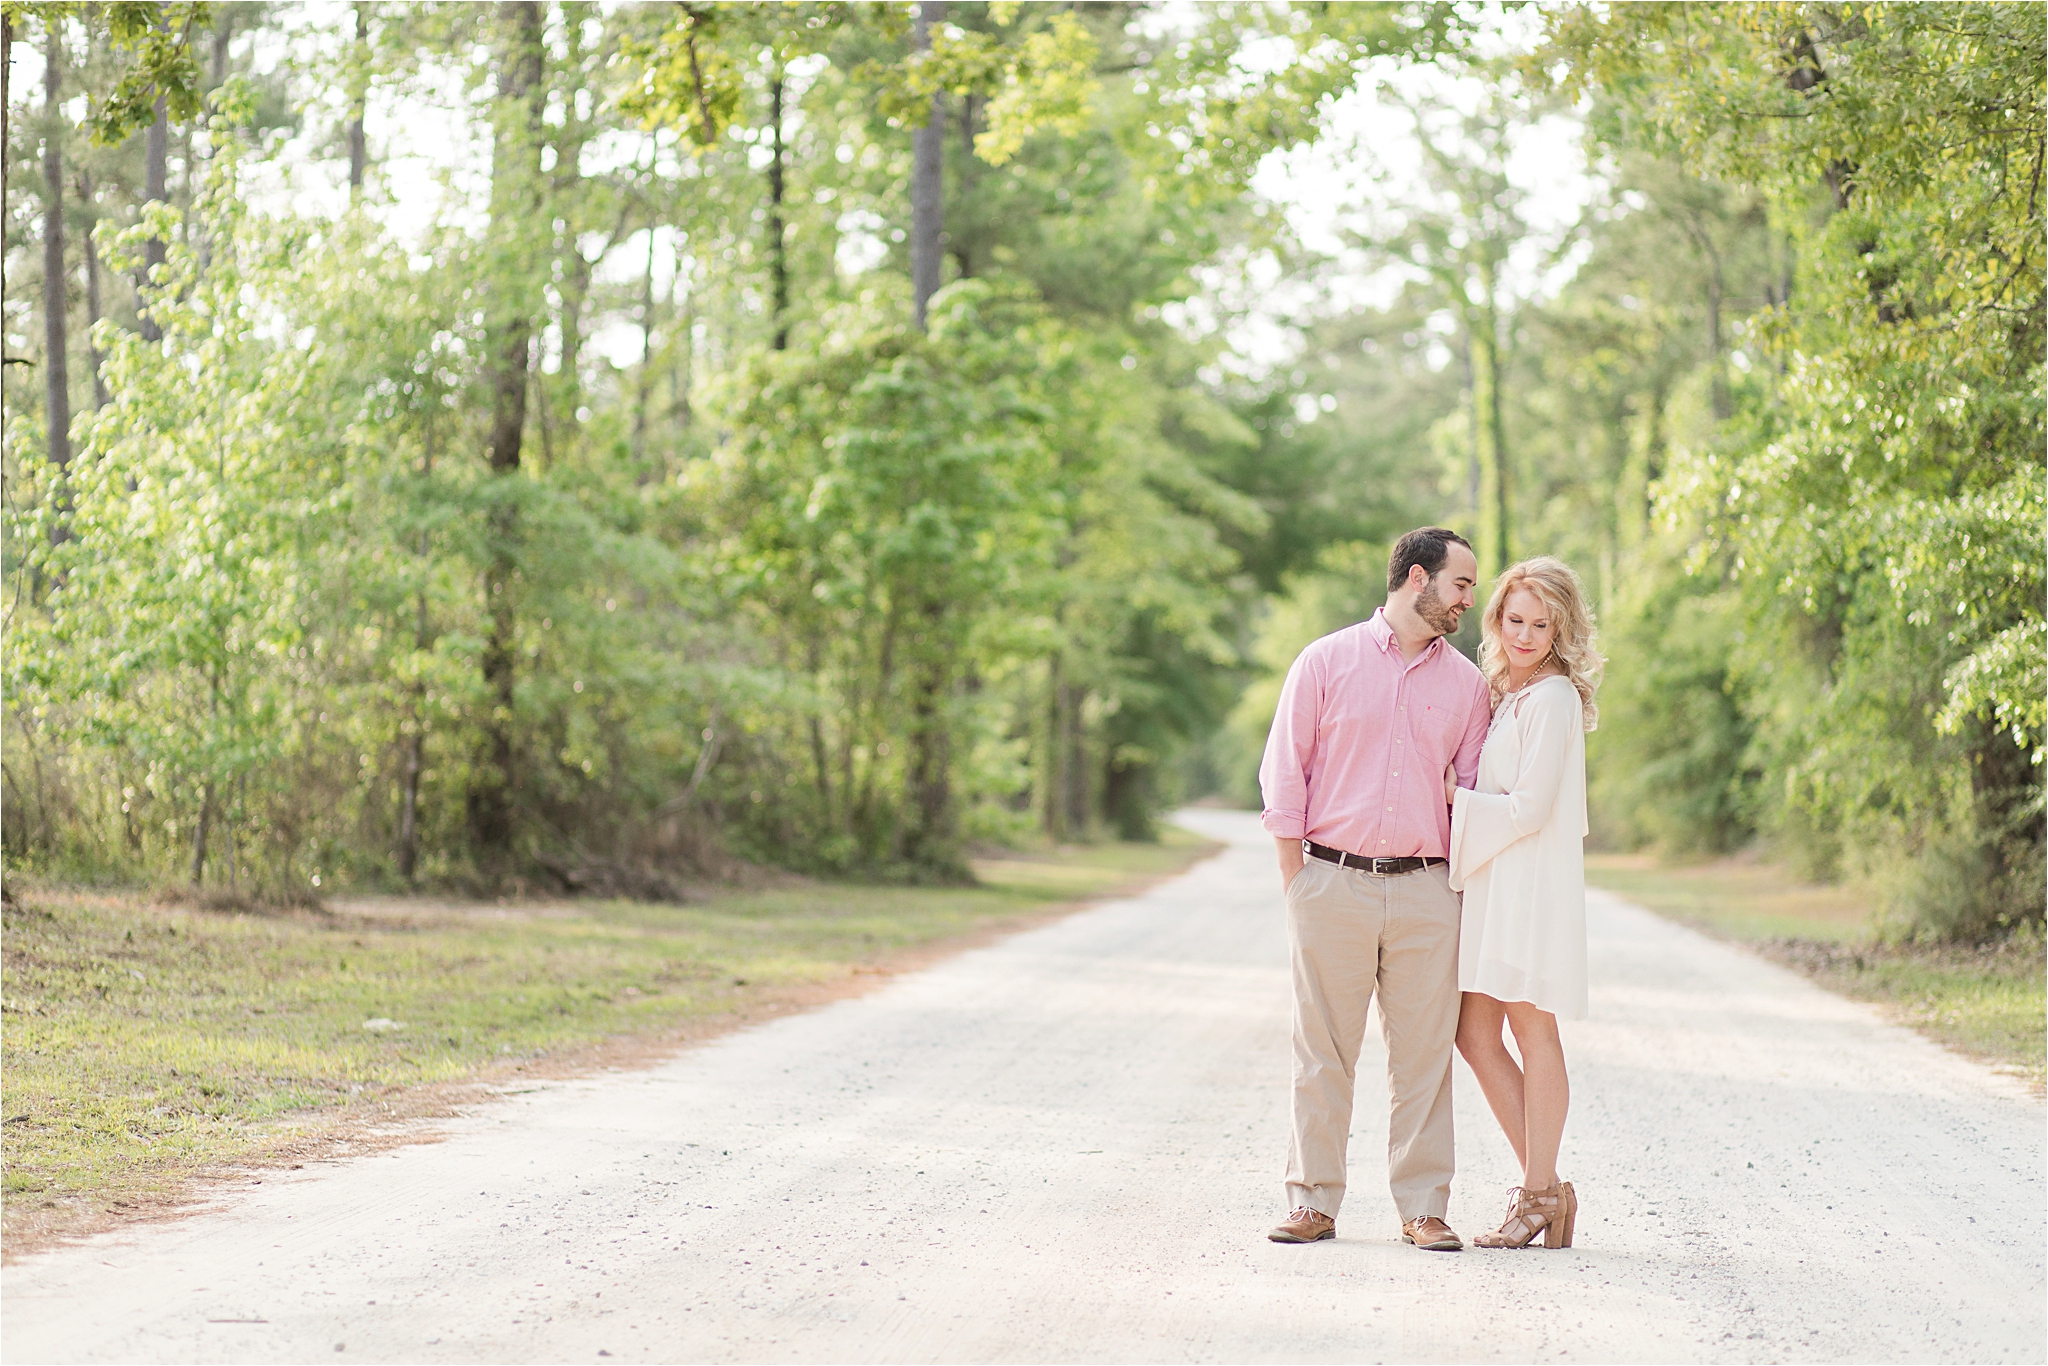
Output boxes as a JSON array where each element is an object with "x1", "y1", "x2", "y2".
[{"x1": 1448, "y1": 674, "x2": 1589, "y2": 1020}]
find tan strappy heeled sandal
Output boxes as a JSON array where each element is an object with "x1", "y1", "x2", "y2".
[{"x1": 1473, "y1": 1180, "x2": 1576, "y2": 1248}]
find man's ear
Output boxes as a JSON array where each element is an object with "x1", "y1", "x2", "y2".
[{"x1": 1405, "y1": 563, "x2": 1432, "y2": 593}]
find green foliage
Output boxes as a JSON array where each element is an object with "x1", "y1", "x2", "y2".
[
  {"x1": 0, "y1": 0, "x2": 209, "y2": 142},
  {"x1": 7, "y1": 2, "x2": 2036, "y2": 947},
  {"x1": 1587, "y1": 559, "x2": 1757, "y2": 857},
  {"x1": 707, "y1": 281, "x2": 1062, "y2": 873},
  {"x1": 1546, "y1": 1, "x2": 2046, "y2": 937},
  {"x1": 5, "y1": 0, "x2": 1420, "y2": 894}
]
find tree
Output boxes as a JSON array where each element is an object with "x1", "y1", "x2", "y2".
[
  {"x1": 466, "y1": 1, "x2": 546, "y2": 868},
  {"x1": 39, "y1": 14, "x2": 72, "y2": 520},
  {"x1": 1396, "y1": 93, "x2": 1528, "y2": 580},
  {"x1": 908, "y1": 0, "x2": 943, "y2": 329},
  {"x1": 1546, "y1": 1, "x2": 2047, "y2": 935}
]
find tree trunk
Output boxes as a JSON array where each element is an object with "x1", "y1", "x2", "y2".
[
  {"x1": 903, "y1": 609, "x2": 957, "y2": 874},
  {"x1": 190, "y1": 782, "x2": 213, "y2": 887},
  {"x1": 3, "y1": 17, "x2": 13, "y2": 272},
  {"x1": 139, "y1": 97, "x2": 168, "y2": 341},
  {"x1": 77, "y1": 171, "x2": 108, "y2": 408},
  {"x1": 397, "y1": 702, "x2": 424, "y2": 883},
  {"x1": 673, "y1": 265, "x2": 694, "y2": 430},
  {"x1": 1469, "y1": 296, "x2": 1509, "y2": 579},
  {"x1": 346, "y1": 2, "x2": 369, "y2": 196},
  {"x1": 467, "y1": 0, "x2": 546, "y2": 868},
  {"x1": 1703, "y1": 246, "x2": 1728, "y2": 421},
  {"x1": 1042, "y1": 651, "x2": 1065, "y2": 840},
  {"x1": 768, "y1": 70, "x2": 789, "y2": 350},
  {"x1": 909, "y1": 1, "x2": 946, "y2": 330},
  {"x1": 1062, "y1": 680, "x2": 1087, "y2": 836},
  {"x1": 1457, "y1": 330, "x2": 1478, "y2": 518},
  {"x1": 633, "y1": 223, "x2": 656, "y2": 464},
  {"x1": 1103, "y1": 751, "x2": 1150, "y2": 841},
  {"x1": 1462, "y1": 249, "x2": 1511, "y2": 581},
  {"x1": 1677, "y1": 213, "x2": 1730, "y2": 420},
  {"x1": 41, "y1": 21, "x2": 71, "y2": 527},
  {"x1": 953, "y1": 93, "x2": 975, "y2": 279},
  {"x1": 398, "y1": 411, "x2": 440, "y2": 883},
  {"x1": 806, "y1": 633, "x2": 832, "y2": 823}
]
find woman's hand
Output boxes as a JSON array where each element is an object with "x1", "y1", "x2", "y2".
[{"x1": 1443, "y1": 762, "x2": 1459, "y2": 806}]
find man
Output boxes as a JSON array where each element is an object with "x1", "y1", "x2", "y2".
[{"x1": 1258, "y1": 526, "x2": 1490, "y2": 1250}]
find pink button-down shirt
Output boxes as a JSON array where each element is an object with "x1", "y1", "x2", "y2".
[{"x1": 1259, "y1": 608, "x2": 1492, "y2": 859}]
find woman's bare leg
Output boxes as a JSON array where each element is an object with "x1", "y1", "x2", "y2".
[
  {"x1": 1454, "y1": 992, "x2": 1527, "y2": 1171},
  {"x1": 1504, "y1": 1000, "x2": 1569, "y2": 1189}
]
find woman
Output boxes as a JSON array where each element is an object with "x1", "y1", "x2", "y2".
[{"x1": 1440, "y1": 556, "x2": 1601, "y2": 1249}]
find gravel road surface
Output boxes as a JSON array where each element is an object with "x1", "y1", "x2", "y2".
[{"x1": 5, "y1": 809, "x2": 2042, "y2": 1364}]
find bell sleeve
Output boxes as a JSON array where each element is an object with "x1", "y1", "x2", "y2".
[{"x1": 1449, "y1": 681, "x2": 1578, "y2": 891}]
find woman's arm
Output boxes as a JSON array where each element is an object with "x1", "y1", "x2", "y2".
[{"x1": 1448, "y1": 682, "x2": 1578, "y2": 888}]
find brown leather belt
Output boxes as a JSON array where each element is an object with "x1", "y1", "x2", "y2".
[{"x1": 1304, "y1": 840, "x2": 1445, "y2": 876}]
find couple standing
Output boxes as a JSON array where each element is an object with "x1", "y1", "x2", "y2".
[{"x1": 1258, "y1": 526, "x2": 1601, "y2": 1251}]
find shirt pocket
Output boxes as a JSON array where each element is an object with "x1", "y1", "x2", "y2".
[{"x1": 1416, "y1": 701, "x2": 1464, "y2": 761}]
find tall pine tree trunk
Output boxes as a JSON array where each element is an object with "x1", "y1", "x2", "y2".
[
  {"x1": 346, "y1": 2, "x2": 369, "y2": 197},
  {"x1": 139, "y1": 97, "x2": 168, "y2": 341},
  {"x1": 77, "y1": 170, "x2": 108, "y2": 408},
  {"x1": 398, "y1": 418, "x2": 436, "y2": 884},
  {"x1": 903, "y1": 604, "x2": 958, "y2": 874},
  {"x1": 1702, "y1": 240, "x2": 1729, "y2": 421},
  {"x1": 467, "y1": 0, "x2": 546, "y2": 870},
  {"x1": 1062, "y1": 680, "x2": 1087, "y2": 835},
  {"x1": 1469, "y1": 263, "x2": 1509, "y2": 579},
  {"x1": 902, "y1": 2, "x2": 955, "y2": 869},
  {"x1": 190, "y1": 783, "x2": 213, "y2": 886},
  {"x1": 633, "y1": 225, "x2": 656, "y2": 463},
  {"x1": 909, "y1": 1, "x2": 945, "y2": 330},
  {"x1": 1042, "y1": 651, "x2": 1065, "y2": 841},
  {"x1": 767, "y1": 70, "x2": 789, "y2": 350},
  {"x1": 3, "y1": 18, "x2": 13, "y2": 271},
  {"x1": 41, "y1": 21, "x2": 71, "y2": 531}
]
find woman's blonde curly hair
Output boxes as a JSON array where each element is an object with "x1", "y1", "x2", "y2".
[{"x1": 1478, "y1": 556, "x2": 1604, "y2": 732}]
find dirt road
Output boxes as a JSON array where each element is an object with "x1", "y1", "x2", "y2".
[{"x1": 4, "y1": 810, "x2": 2041, "y2": 1363}]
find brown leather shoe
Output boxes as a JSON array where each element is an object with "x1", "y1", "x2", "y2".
[
  {"x1": 1401, "y1": 1215, "x2": 1463, "y2": 1250},
  {"x1": 1268, "y1": 1206, "x2": 1336, "y2": 1243}
]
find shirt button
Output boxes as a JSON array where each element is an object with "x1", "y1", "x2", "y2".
[{"x1": 1385, "y1": 806, "x2": 1393, "y2": 812}]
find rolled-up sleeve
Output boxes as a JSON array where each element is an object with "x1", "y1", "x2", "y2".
[{"x1": 1259, "y1": 650, "x2": 1321, "y2": 840}]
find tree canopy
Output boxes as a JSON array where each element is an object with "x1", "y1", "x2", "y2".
[{"x1": 4, "y1": 1, "x2": 2038, "y2": 939}]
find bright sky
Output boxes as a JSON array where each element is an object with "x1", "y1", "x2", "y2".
[{"x1": 1233, "y1": 41, "x2": 1598, "y2": 375}]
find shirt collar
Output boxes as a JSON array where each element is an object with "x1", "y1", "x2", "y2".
[{"x1": 1368, "y1": 606, "x2": 1444, "y2": 663}]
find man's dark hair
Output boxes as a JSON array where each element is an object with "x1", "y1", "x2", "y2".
[{"x1": 1386, "y1": 527, "x2": 1473, "y2": 593}]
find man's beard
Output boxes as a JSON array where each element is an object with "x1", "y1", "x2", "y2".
[{"x1": 1415, "y1": 577, "x2": 1463, "y2": 636}]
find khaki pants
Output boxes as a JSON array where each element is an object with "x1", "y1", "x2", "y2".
[{"x1": 1284, "y1": 857, "x2": 1460, "y2": 1222}]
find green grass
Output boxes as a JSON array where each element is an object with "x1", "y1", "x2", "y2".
[
  {"x1": 1587, "y1": 853, "x2": 2045, "y2": 1090},
  {"x1": 1, "y1": 827, "x2": 1217, "y2": 1243},
  {"x1": 1583, "y1": 853, "x2": 1872, "y2": 942}
]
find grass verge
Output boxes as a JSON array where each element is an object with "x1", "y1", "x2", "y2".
[
  {"x1": 1586, "y1": 854, "x2": 2045, "y2": 1092},
  {"x1": 1, "y1": 827, "x2": 1218, "y2": 1252}
]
